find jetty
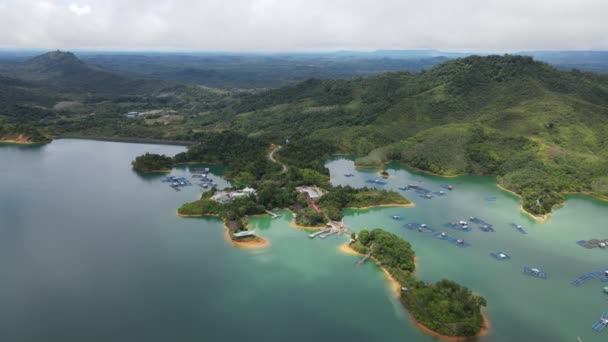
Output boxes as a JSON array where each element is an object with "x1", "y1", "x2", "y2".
[
  {"x1": 356, "y1": 244, "x2": 374, "y2": 266},
  {"x1": 308, "y1": 228, "x2": 330, "y2": 238},
  {"x1": 319, "y1": 230, "x2": 338, "y2": 239},
  {"x1": 523, "y1": 266, "x2": 548, "y2": 279},
  {"x1": 591, "y1": 312, "x2": 608, "y2": 332},
  {"x1": 265, "y1": 210, "x2": 280, "y2": 219}
]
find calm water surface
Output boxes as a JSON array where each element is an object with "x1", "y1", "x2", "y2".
[{"x1": 1, "y1": 140, "x2": 606, "y2": 341}]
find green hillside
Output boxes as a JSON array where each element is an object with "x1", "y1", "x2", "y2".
[{"x1": 224, "y1": 55, "x2": 608, "y2": 216}]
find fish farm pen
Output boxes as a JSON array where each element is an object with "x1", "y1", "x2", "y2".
[
  {"x1": 365, "y1": 179, "x2": 387, "y2": 185},
  {"x1": 490, "y1": 252, "x2": 511, "y2": 260},
  {"x1": 570, "y1": 270, "x2": 608, "y2": 287},
  {"x1": 591, "y1": 312, "x2": 608, "y2": 332},
  {"x1": 523, "y1": 266, "x2": 548, "y2": 279},
  {"x1": 510, "y1": 223, "x2": 528, "y2": 235},
  {"x1": 433, "y1": 231, "x2": 471, "y2": 248},
  {"x1": 576, "y1": 239, "x2": 608, "y2": 249},
  {"x1": 404, "y1": 222, "x2": 435, "y2": 234}
]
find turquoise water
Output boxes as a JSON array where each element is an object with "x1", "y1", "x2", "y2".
[{"x1": 1, "y1": 140, "x2": 607, "y2": 341}]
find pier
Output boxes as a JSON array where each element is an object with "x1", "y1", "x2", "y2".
[
  {"x1": 356, "y1": 244, "x2": 374, "y2": 266},
  {"x1": 265, "y1": 210, "x2": 280, "y2": 219},
  {"x1": 308, "y1": 229, "x2": 330, "y2": 238}
]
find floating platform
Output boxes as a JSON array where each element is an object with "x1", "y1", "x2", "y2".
[
  {"x1": 570, "y1": 270, "x2": 608, "y2": 287},
  {"x1": 591, "y1": 312, "x2": 608, "y2": 332},
  {"x1": 443, "y1": 222, "x2": 472, "y2": 232},
  {"x1": 490, "y1": 252, "x2": 511, "y2": 260},
  {"x1": 433, "y1": 232, "x2": 470, "y2": 248},
  {"x1": 404, "y1": 222, "x2": 435, "y2": 234},
  {"x1": 319, "y1": 230, "x2": 338, "y2": 239},
  {"x1": 308, "y1": 229, "x2": 330, "y2": 238},
  {"x1": 523, "y1": 266, "x2": 548, "y2": 279},
  {"x1": 510, "y1": 223, "x2": 528, "y2": 235},
  {"x1": 577, "y1": 239, "x2": 608, "y2": 249}
]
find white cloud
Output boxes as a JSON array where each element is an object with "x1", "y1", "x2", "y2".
[
  {"x1": 68, "y1": 4, "x2": 91, "y2": 16},
  {"x1": 0, "y1": 0, "x2": 606, "y2": 51}
]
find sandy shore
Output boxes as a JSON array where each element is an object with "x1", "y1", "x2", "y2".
[
  {"x1": 223, "y1": 228, "x2": 270, "y2": 249},
  {"x1": 0, "y1": 138, "x2": 45, "y2": 144},
  {"x1": 348, "y1": 202, "x2": 415, "y2": 210},
  {"x1": 338, "y1": 242, "x2": 490, "y2": 340},
  {"x1": 178, "y1": 211, "x2": 269, "y2": 249},
  {"x1": 338, "y1": 243, "x2": 401, "y2": 296},
  {"x1": 289, "y1": 220, "x2": 323, "y2": 231},
  {"x1": 410, "y1": 311, "x2": 490, "y2": 341},
  {"x1": 496, "y1": 184, "x2": 552, "y2": 223}
]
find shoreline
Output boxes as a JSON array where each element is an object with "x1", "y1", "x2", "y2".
[
  {"x1": 177, "y1": 211, "x2": 269, "y2": 249},
  {"x1": 56, "y1": 135, "x2": 196, "y2": 146},
  {"x1": 347, "y1": 202, "x2": 415, "y2": 210},
  {"x1": 338, "y1": 242, "x2": 490, "y2": 341},
  {"x1": 289, "y1": 220, "x2": 323, "y2": 231},
  {"x1": 495, "y1": 184, "x2": 552, "y2": 223},
  {"x1": 0, "y1": 139, "x2": 48, "y2": 145},
  {"x1": 223, "y1": 225, "x2": 270, "y2": 249}
]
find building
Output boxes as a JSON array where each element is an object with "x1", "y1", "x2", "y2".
[
  {"x1": 296, "y1": 186, "x2": 325, "y2": 200},
  {"x1": 233, "y1": 230, "x2": 256, "y2": 239},
  {"x1": 211, "y1": 188, "x2": 258, "y2": 203}
]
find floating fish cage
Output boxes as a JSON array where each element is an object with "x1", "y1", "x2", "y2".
[
  {"x1": 510, "y1": 223, "x2": 528, "y2": 235},
  {"x1": 443, "y1": 222, "x2": 472, "y2": 232},
  {"x1": 404, "y1": 222, "x2": 435, "y2": 234},
  {"x1": 591, "y1": 312, "x2": 608, "y2": 331},
  {"x1": 572, "y1": 270, "x2": 608, "y2": 286},
  {"x1": 490, "y1": 252, "x2": 511, "y2": 260},
  {"x1": 523, "y1": 266, "x2": 548, "y2": 279}
]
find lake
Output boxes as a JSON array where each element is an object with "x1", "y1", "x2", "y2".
[{"x1": 1, "y1": 139, "x2": 606, "y2": 341}]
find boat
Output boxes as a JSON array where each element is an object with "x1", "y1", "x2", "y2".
[
  {"x1": 457, "y1": 239, "x2": 464, "y2": 244},
  {"x1": 392, "y1": 215, "x2": 401, "y2": 220},
  {"x1": 440, "y1": 232, "x2": 446, "y2": 237}
]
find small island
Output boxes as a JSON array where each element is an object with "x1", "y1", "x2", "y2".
[
  {"x1": 131, "y1": 153, "x2": 174, "y2": 173},
  {"x1": 347, "y1": 229, "x2": 488, "y2": 339}
]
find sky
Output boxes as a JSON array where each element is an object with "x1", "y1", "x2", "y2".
[{"x1": 0, "y1": 0, "x2": 607, "y2": 52}]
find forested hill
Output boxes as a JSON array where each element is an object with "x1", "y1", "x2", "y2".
[
  {"x1": 3, "y1": 51, "x2": 186, "y2": 96},
  {"x1": 225, "y1": 55, "x2": 608, "y2": 216}
]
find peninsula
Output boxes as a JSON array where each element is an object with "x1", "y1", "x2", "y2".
[{"x1": 346, "y1": 229, "x2": 488, "y2": 339}]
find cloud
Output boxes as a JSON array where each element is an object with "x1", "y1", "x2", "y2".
[
  {"x1": 68, "y1": 4, "x2": 91, "y2": 16},
  {"x1": 0, "y1": 0, "x2": 606, "y2": 51}
]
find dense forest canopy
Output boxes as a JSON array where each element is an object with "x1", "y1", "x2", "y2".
[
  {"x1": 352, "y1": 229, "x2": 486, "y2": 337},
  {"x1": 2, "y1": 52, "x2": 608, "y2": 215}
]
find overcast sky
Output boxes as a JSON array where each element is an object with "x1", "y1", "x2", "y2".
[{"x1": 0, "y1": 0, "x2": 607, "y2": 52}]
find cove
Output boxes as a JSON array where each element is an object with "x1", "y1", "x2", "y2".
[{"x1": 1, "y1": 140, "x2": 606, "y2": 342}]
